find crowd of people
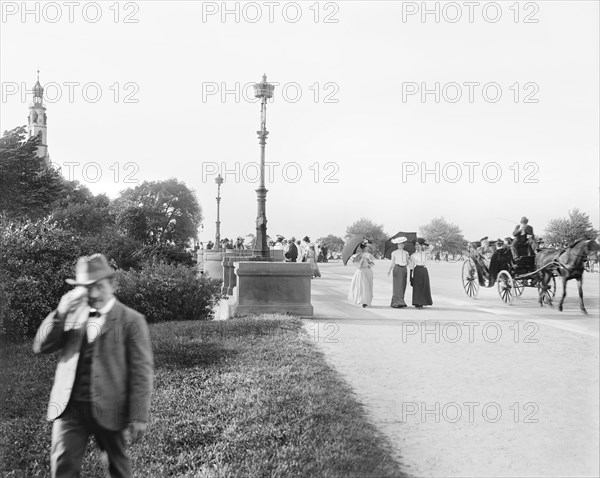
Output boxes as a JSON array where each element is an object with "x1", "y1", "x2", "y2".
[{"x1": 202, "y1": 235, "x2": 334, "y2": 272}]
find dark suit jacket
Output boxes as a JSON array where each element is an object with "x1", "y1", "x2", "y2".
[
  {"x1": 513, "y1": 224, "x2": 534, "y2": 241},
  {"x1": 285, "y1": 243, "x2": 298, "y2": 261},
  {"x1": 33, "y1": 300, "x2": 154, "y2": 431}
]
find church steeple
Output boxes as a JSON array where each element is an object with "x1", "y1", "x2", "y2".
[{"x1": 28, "y1": 69, "x2": 49, "y2": 164}]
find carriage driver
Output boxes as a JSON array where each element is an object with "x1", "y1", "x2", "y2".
[{"x1": 511, "y1": 217, "x2": 536, "y2": 259}]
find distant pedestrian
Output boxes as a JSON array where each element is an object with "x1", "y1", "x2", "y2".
[
  {"x1": 297, "y1": 240, "x2": 305, "y2": 262},
  {"x1": 303, "y1": 236, "x2": 321, "y2": 278},
  {"x1": 348, "y1": 240, "x2": 375, "y2": 307},
  {"x1": 321, "y1": 244, "x2": 329, "y2": 263},
  {"x1": 410, "y1": 238, "x2": 433, "y2": 308},
  {"x1": 387, "y1": 236, "x2": 409, "y2": 308},
  {"x1": 274, "y1": 235, "x2": 285, "y2": 250},
  {"x1": 285, "y1": 237, "x2": 299, "y2": 262}
]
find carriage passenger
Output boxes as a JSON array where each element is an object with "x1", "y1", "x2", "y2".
[
  {"x1": 469, "y1": 237, "x2": 493, "y2": 285},
  {"x1": 477, "y1": 237, "x2": 493, "y2": 259},
  {"x1": 488, "y1": 238, "x2": 513, "y2": 286}
]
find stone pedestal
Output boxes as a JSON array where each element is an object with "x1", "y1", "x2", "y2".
[
  {"x1": 203, "y1": 251, "x2": 223, "y2": 279},
  {"x1": 228, "y1": 261, "x2": 313, "y2": 317}
]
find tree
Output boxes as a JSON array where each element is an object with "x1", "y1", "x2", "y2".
[
  {"x1": 0, "y1": 126, "x2": 65, "y2": 220},
  {"x1": 317, "y1": 234, "x2": 345, "y2": 253},
  {"x1": 544, "y1": 209, "x2": 598, "y2": 247},
  {"x1": 419, "y1": 217, "x2": 465, "y2": 254},
  {"x1": 113, "y1": 178, "x2": 202, "y2": 248},
  {"x1": 50, "y1": 186, "x2": 114, "y2": 236},
  {"x1": 345, "y1": 218, "x2": 387, "y2": 256}
]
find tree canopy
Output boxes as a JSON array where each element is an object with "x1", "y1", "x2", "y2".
[
  {"x1": 317, "y1": 234, "x2": 345, "y2": 252},
  {"x1": 345, "y1": 218, "x2": 387, "y2": 255},
  {"x1": 544, "y1": 209, "x2": 598, "y2": 247},
  {"x1": 0, "y1": 126, "x2": 65, "y2": 220},
  {"x1": 113, "y1": 178, "x2": 202, "y2": 248},
  {"x1": 419, "y1": 217, "x2": 465, "y2": 254}
]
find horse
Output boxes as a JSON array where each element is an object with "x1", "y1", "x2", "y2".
[{"x1": 535, "y1": 238, "x2": 600, "y2": 313}]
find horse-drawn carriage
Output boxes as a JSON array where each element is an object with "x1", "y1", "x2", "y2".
[
  {"x1": 462, "y1": 237, "x2": 599, "y2": 312},
  {"x1": 461, "y1": 242, "x2": 556, "y2": 305}
]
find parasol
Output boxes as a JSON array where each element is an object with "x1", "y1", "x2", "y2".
[
  {"x1": 342, "y1": 235, "x2": 367, "y2": 265},
  {"x1": 384, "y1": 231, "x2": 417, "y2": 259}
]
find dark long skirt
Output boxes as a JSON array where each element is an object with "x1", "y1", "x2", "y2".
[
  {"x1": 412, "y1": 265, "x2": 433, "y2": 306},
  {"x1": 391, "y1": 265, "x2": 407, "y2": 307}
]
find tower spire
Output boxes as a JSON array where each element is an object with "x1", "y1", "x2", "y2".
[{"x1": 28, "y1": 70, "x2": 49, "y2": 164}]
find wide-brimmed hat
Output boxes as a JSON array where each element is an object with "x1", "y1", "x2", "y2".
[
  {"x1": 66, "y1": 254, "x2": 115, "y2": 286},
  {"x1": 415, "y1": 237, "x2": 429, "y2": 246},
  {"x1": 391, "y1": 236, "x2": 407, "y2": 244},
  {"x1": 480, "y1": 236, "x2": 489, "y2": 242}
]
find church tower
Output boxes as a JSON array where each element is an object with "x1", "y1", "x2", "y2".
[{"x1": 27, "y1": 70, "x2": 50, "y2": 164}]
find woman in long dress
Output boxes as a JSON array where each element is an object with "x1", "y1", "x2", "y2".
[
  {"x1": 303, "y1": 236, "x2": 321, "y2": 278},
  {"x1": 348, "y1": 241, "x2": 375, "y2": 307},
  {"x1": 409, "y1": 238, "x2": 433, "y2": 308},
  {"x1": 387, "y1": 237, "x2": 409, "y2": 308}
]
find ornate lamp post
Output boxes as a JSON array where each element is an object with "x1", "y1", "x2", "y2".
[
  {"x1": 215, "y1": 174, "x2": 224, "y2": 250},
  {"x1": 253, "y1": 74, "x2": 275, "y2": 259}
]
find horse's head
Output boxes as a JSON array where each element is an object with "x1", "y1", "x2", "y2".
[{"x1": 586, "y1": 239, "x2": 600, "y2": 254}]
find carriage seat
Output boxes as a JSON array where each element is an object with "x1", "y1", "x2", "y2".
[{"x1": 514, "y1": 255, "x2": 535, "y2": 275}]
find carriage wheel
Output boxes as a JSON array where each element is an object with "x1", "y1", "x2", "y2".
[
  {"x1": 497, "y1": 271, "x2": 516, "y2": 304},
  {"x1": 513, "y1": 279, "x2": 525, "y2": 297},
  {"x1": 462, "y1": 259, "x2": 479, "y2": 298},
  {"x1": 537, "y1": 276, "x2": 557, "y2": 304}
]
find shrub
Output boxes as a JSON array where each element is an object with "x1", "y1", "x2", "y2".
[
  {"x1": 0, "y1": 218, "x2": 86, "y2": 341},
  {"x1": 115, "y1": 262, "x2": 221, "y2": 323},
  {"x1": 0, "y1": 218, "x2": 213, "y2": 342}
]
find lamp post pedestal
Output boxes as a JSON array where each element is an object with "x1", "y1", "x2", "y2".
[
  {"x1": 226, "y1": 261, "x2": 314, "y2": 318},
  {"x1": 253, "y1": 185, "x2": 269, "y2": 259}
]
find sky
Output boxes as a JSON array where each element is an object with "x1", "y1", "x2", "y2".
[{"x1": 1, "y1": 0, "x2": 598, "y2": 245}]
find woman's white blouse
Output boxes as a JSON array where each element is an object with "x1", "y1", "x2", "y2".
[
  {"x1": 390, "y1": 249, "x2": 410, "y2": 267},
  {"x1": 410, "y1": 245, "x2": 434, "y2": 267},
  {"x1": 353, "y1": 252, "x2": 375, "y2": 269}
]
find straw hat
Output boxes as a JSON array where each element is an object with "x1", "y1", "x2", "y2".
[{"x1": 66, "y1": 254, "x2": 115, "y2": 286}]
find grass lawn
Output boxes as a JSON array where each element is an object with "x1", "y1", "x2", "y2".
[{"x1": 0, "y1": 315, "x2": 406, "y2": 477}]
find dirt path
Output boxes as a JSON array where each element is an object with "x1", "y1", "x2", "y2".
[{"x1": 305, "y1": 261, "x2": 600, "y2": 477}]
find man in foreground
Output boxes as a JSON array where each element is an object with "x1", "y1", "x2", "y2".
[{"x1": 33, "y1": 253, "x2": 154, "y2": 478}]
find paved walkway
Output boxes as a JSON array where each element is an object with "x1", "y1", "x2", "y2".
[{"x1": 304, "y1": 260, "x2": 600, "y2": 477}]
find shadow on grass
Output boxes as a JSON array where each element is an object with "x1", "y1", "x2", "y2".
[{"x1": 153, "y1": 340, "x2": 236, "y2": 370}]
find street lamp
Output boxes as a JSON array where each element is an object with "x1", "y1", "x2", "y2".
[
  {"x1": 215, "y1": 174, "x2": 224, "y2": 250},
  {"x1": 253, "y1": 73, "x2": 275, "y2": 259}
]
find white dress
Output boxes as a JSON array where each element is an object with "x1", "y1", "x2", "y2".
[{"x1": 348, "y1": 252, "x2": 375, "y2": 306}]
